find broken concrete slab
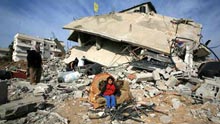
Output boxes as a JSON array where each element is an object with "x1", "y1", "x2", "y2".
[
  {"x1": 135, "y1": 72, "x2": 153, "y2": 82},
  {"x1": 195, "y1": 77, "x2": 220, "y2": 101},
  {"x1": 0, "y1": 96, "x2": 44, "y2": 120},
  {"x1": 152, "y1": 69, "x2": 161, "y2": 81},
  {"x1": 165, "y1": 76, "x2": 180, "y2": 88},
  {"x1": 170, "y1": 71, "x2": 183, "y2": 77},
  {"x1": 165, "y1": 66, "x2": 173, "y2": 74},
  {"x1": 74, "y1": 91, "x2": 83, "y2": 98},
  {"x1": 175, "y1": 84, "x2": 192, "y2": 95},
  {"x1": 33, "y1": 83, "x2": 52, "y2": 96},
  {"x1": 64, "y1": 12, "x2": 202, "y2": 54},
  {"x1": 156, "y1": 81, "x2": 168, "y2": 91},
  {"x1": 145, "y1": 86, "x2": 161, "y2": 97},
  {"x1": 159, "y1": 69, "x2": 170, "y2": 79},
  {"x1": 37, "y1": 110, "x2": 69, "y2": 124},
  {"x1": 63, "y1": 44, "x2": 132, "y2": 67},
  {"x1": 172, "y1": 56, "x2": 187, "y2": 72}
]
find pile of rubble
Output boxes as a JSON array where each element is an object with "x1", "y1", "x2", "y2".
[
  {"x1": 1, "y1": 55, "x2": 220, "y2": 124},
  {"x1": 0, "y1": 58, "x2": 93, "y2": 124}
]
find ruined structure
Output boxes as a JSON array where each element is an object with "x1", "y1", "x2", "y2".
[
  {"x1": 12, "y1": 33, "x2": 65, "y2": 62},
  {"x1": 0, "y1": 48, "x2": 9, "y2": 58},
  {"x1": 63, "y1": 2, "x2": 209, "y2": 78}
]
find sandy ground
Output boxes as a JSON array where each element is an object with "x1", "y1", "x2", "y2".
[{"x1": 54, "y1": 95, "x2": 217, "y2": 124}]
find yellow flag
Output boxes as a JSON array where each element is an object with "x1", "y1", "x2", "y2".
[{"x1": 94, "y1": 2, "x2": 99, "y2": 13}]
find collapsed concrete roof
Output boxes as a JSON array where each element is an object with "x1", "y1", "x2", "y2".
[
  {"x1": 64, "y1": 12, "x2": 202, "y2": 54},
  {"x1": 63, "y1": 41, "x2": 132, "y2": 66}
]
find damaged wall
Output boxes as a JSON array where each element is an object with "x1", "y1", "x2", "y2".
[{"x1": 64, "y1": 12, "x2": 202, "y2": 54}]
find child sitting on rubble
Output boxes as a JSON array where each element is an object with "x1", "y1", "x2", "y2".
[{"x1": 98, "y1": 76, "x2": 121, "y2": 111}]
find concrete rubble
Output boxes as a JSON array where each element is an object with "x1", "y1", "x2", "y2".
[{"x1": 1, "y1": 1, "x2": 220, "y2": 124}]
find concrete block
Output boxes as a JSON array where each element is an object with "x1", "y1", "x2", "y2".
[
  {"x1": 172, "y1": 56, "x2": 187, "y2": 71},
  {"x1": 195, "y1": 78, "x2": 220, "y2": 100},
  {"x1": 148, "y1": 88, "x2": 160, "y2": 97},
  {"x1": 210, "y1": 117, "x2": 220, "y2": 124},
  {"x1": 33, "y1": 83, "x2": 52, "y2": 96},
  {"x1": 136, "y1": 72, "x2": 153, "y2": 82},
  {"x1": 117, "y1": 72, "x2": 125, "y2": 78},
  {"x1": 165, "y1": 76, "x2": 179, "y2": 87},
  {"x1": 0, "y1": 81, "x2": 8, "y2": 105},
  {"x1": 74, "y1": 91, "x2": 83, "y2": 98},
  {"x1": 176, "y1": 84, "x2": 192, "y2": 95},
  {"x1": 156, "y1": 81, "x2": 167, "y2": 91},
  {"x1": 170, "y1": 71, "x2": 183, "y2": 76},
  {"x1": 152, "y1": 69, "x2": 161, "y2": 81},
  {"x1": 0, "y1": 96, "x2": 44, "y2": 120},
  {"x1": 165, "y1": 66, "x2": 173, "y2": 74},
  {"x1": 159, "y1": 69, "x2": 170, "y2": 79}
]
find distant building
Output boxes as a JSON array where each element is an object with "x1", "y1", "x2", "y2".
[
  {"x1": 120, "y1": 2, "x2": 157, "y2": 13},
  {"x1": 0, "y1": 48, "x2": 9, "y2": 58},
  {"x1": 12, "y1": 33, "x2": 65, "y2": 62}
]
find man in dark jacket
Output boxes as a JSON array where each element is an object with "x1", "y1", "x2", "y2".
[{"x1": 27, "y1": 44, "x2": 42, "y2": 85}]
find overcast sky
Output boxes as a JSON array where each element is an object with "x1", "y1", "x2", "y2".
[{"x1": 0, "y1": 0, "x2": 220, "y2": 57}]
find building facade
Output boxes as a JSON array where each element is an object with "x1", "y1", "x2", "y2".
[
  {"x1": 12, "y1": 33, "x2": 65, "y2": 62},
  {"x1": 0, "y1": 48, "x2": 9, "y2": 58}
]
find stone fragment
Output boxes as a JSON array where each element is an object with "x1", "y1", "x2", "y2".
[
  {"x1": 147, "y1": 87, "x2": 160, "y2": 97},
  {"x1": 171, "y1": 98, "x2": 182, "y2": 109},
  {"x1": 160, "y1": 115, "x2": 172, "y2": 124},
  {"x1": 117, "y1": 72, "x2": 125, "y2": 78},
  {"x1": 165, "y1": 66, "x2": 173, "y2": 74},
  {"x1": 196, "y1": 78, "x2": 220, "y2": 101},
  {"x1": 159, "y1": 69, "x2": 170, "y2": 79},
  {"x1": 209, "y1": 116, "x2": 220, "y2": 124},
  {"x1": 170, "y1": 71, "x2": 183, "y2": 77},
  {"x1": 37, "y1": 110, "x2": 69, "y2": 124},
  {"x1": 0, "y1": 96, "x2": 44, "y2": 120},
  {"x1": 152, "y1": 69, "x2": 161, "y2": 81},
  {"x1": 74, "y1": 91, "x2": 83, "y2": 98},
  {"x1": 175, "y1": 84, "x2": 192, "y2": 95},
  {"x1": 136, "y1": 72, "x2": 153, "y2": 82},
  {"x1": 156, "y1": 81, "x2": 167, "y2": 91},
  {"x1": 149, "y1": 113, "x2": 156, "y2": 118},
  {"x1": 165, "y1": 76, "x2": 179, "y2": 87},
  {"x1": 172, "y1": 56, "x2": 187, "y2": 71},
  {"x1": 33, "y1": 83, "x2": 52, "y2": 96}
]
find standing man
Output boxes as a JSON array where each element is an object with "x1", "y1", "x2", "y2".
[{"x1": 27, "y1": 44, "x2": 42, "y2": 85}]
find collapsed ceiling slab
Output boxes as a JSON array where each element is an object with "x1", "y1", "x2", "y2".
[
  {"x1": 64, "y1": 12, "x2": 202, "y2": 54},
  {"x1": 63, "y1": 43, "x2": 132, "y2": 66}
]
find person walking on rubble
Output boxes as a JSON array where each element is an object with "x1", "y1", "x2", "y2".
[
  {"x1": 27, "y1": 44, "x2": 42, "y2": 85},
  {"x1": 99, "y1": 76, "x2": 121, "y2": 110}
]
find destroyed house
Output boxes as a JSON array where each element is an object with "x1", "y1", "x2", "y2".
[{"x1": 63, "y1": 1, "x2": 209, "y2": 74}]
